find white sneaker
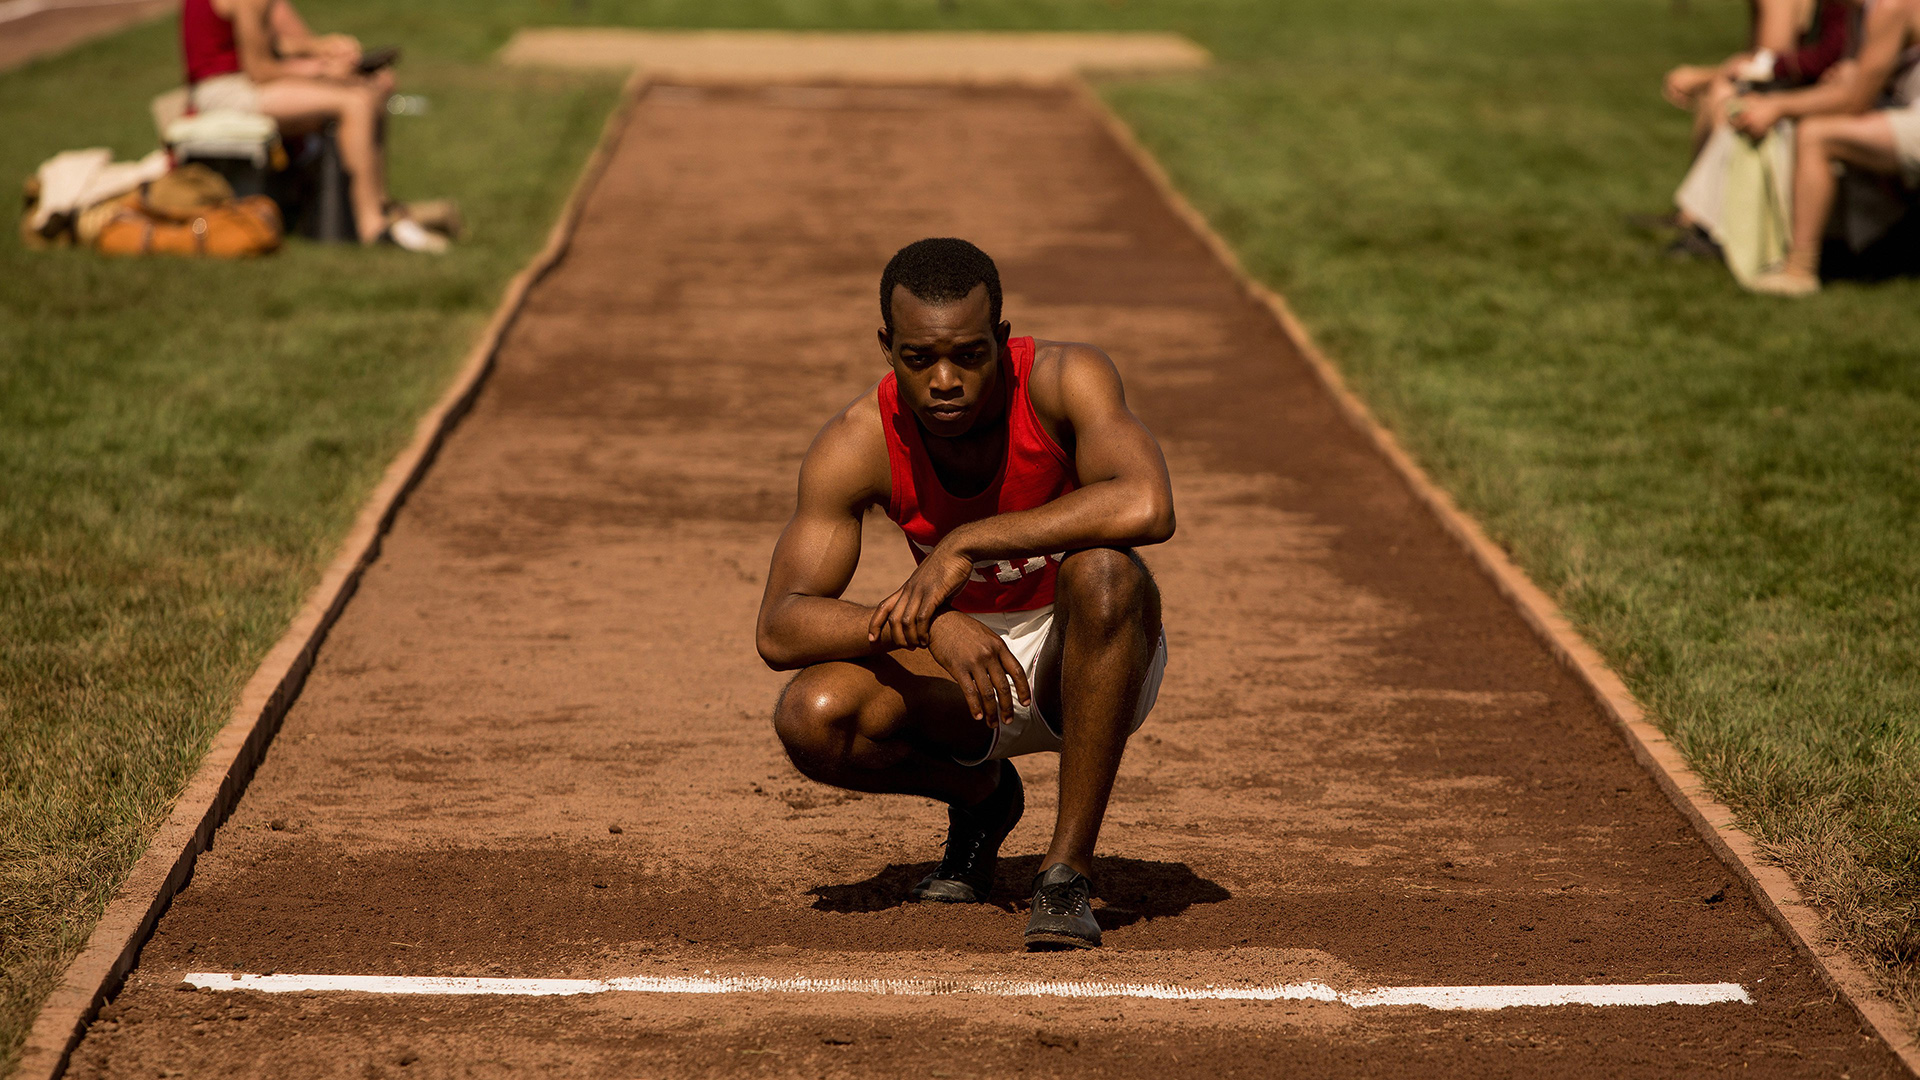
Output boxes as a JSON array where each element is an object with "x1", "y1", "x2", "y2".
[
  {"x1": 386, "y1": 217, "x2": 449, "y2": 254},
  {"x1": 1747, "y1": 269, "x2": 1819, "y2": 297}
]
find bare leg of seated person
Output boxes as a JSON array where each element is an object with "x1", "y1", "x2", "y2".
[
  {"x1": 253, "y1": 73, "x2": 439, "y2": 250},
  {"x1": 773, "y1": 547, "x2": 1163, "y2": 950},
  {"x1": 1753, "y1": 112, "x2": 1903, "y2": 295}
]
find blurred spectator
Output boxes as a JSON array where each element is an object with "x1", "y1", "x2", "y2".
[
  {"x1": 1664, "y1": 0, "x2": 1852, "y2": 153},
  {"x1": 183, "y1": 0, "x2": 444, "y2": 251},
  {"x1": 1732, "y1": 0, "x2": 1920, "y2": 294}
]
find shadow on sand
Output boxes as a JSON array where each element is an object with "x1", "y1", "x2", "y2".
[{"x1": 809, "y1": 855, "x2": 1230, "y2": 930}]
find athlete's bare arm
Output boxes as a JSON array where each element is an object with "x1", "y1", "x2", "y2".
[
  {"x1": 756, "y1": 392, "x2": 1034, "y2": 724},
  {"x1": 868, "y1": 341, "x2": 1174, "y2": 648},
  {"x1": 754, "y1": 394, "x2": 890, "y2": 669}
]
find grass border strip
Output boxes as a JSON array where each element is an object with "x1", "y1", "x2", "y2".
[
  {"x1": 1067, "y1": 77, "x2": 1919, "y2": 1074},
  {"x1": 13, "y1": 69, "x2": 647, "y2": 1080}
]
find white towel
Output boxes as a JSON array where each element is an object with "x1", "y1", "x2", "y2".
[{"x1": 30, "y1": 147, "x2": 170, "y2": 230}]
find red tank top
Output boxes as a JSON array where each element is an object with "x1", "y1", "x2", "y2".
[
  {"x1": 879, "y1": 337, "x2": 1077, "y2": 613},
  {"x1": 182, "y1": 0, "x2": 242, "y2": 84}
]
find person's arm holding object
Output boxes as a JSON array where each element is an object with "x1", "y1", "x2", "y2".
[
  {"x1": 1734, "y1": 2, "x2": 1907, "y2": 135},
  {"x1": 229, "y1": 0, "x2": 350, "y2": 80},
  {"x1": 269, "y1": 0, "x2": 359, "y2": 62}
]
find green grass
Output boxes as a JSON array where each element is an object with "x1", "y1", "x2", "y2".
[
  {"x1": 0, "y1": 18, "x2": 620, "y2": 1073},
  {"x1": 2, "y1": 0, "x2": 1915, "y2": 1069},
  {"x1": 1097, "y1": 0, "x2": 1920, "y2": 1020}
]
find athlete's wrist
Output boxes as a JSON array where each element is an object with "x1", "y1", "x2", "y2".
[
  {"x1": 936, "y1": 523, "x2": 982, "y2": 563},
  {"x1": 926, "y1": 609, "x2": 971, "y2": 643}
]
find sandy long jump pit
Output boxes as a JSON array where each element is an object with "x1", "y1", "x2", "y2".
[{"x1": 64, "y1": 83, "x2": 1909, "y2": 1077}]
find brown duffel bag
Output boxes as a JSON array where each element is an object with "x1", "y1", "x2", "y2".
[
  {"x1": 139, "y1": 163, "x2": 234, "y2": 220},
  {"x1": 94, "y1": 193, "x2": 282, "y2": 258}
]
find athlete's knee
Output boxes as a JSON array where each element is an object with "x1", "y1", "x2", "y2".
[
  {"x1": 772, "y1": 670, "x2": 861, "y2": 778},
  {"x1": 1057, "y1": 547, "x2": 1156, "y2": 636}
]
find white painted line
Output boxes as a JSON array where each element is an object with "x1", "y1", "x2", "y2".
[
  {"x1": 1342, "y1": 984, "x2": 1751, "y2": 1009},
  {"x1": 182, "y1": 973, "x2": 1751, "y2": 1010}
]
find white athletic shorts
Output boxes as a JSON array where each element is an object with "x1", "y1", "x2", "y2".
[
  {"x1": 953, "y1": 604, "x2": 1168, "y2": 766},
  {"x1": 1885, "y1": 101, "x2": 1920, "y2": 188}
]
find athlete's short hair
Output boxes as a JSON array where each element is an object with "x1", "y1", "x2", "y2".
[{"x1": 879, "y1": 238, "x2": 1003, "y2": 336}]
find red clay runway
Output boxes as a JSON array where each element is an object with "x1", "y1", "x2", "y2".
[
  {"x1": 68, "y1": 84, "x2": 1904, "y2": 1078},
  {"x1": 0, "y1": 0, "x2": 173, "y2": 72}
]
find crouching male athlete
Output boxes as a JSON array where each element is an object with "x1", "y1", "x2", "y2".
[{"x1": 755, "y1": 238, "x2": 1174, "y2": 950}]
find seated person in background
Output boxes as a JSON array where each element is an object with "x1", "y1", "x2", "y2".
[
  {"x1": 182, "y1": 0, "x2": 444, "y2": 251},
  {"x1": 1665, "y1": 0, "x2": 1852, "y2": 153},
  {"x1": 1732, "y1": 0, "x2": 1920, "y2": 294}
]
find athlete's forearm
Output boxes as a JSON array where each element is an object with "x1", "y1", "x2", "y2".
[
  {"x1": 757, "y1": 594, "x2": 888, "y2": 670},
  {"x1": 942, "y1": 477, "x2": 1174, "y2": 563}
]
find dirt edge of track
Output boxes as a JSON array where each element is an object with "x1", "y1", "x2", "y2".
[
  {"x1": 11, "y1": 71, "x2": 647, "y2": 1080},
  {"x1": 1063, "y1": 79, "x2": 1920, "y2": 1075}
]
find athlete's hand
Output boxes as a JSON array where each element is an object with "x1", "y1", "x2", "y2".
[
  {"x1": 867, "y1": 543, "x2": 975, "y2": 649},
  {"x1": 926, "y1": 611, "x2": 1031, "y2": 727}
]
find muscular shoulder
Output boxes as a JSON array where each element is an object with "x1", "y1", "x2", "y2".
[
  {"x1": 1026, "y1": 339, "x2": 1126, "y2": 424},
  {"x1": 799, "y1": 383, "x2": 891, "y2": 509}
]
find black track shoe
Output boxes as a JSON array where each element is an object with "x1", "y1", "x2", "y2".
[
  {"x1": 1024, "y1": 863, "x2": 1101, "y2": 950},
  {"x1": 910, "y1": 762, "x2": 1024, "y2": 904}
]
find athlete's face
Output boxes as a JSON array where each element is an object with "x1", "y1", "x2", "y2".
[{"x1": 879, "y1": 283, "x2": 1012, "y2": 439}]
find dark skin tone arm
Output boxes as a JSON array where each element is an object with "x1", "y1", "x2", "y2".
[
  {"x1": 753, "y1": 393, "x2": 1035, "y2": 725},
  {"x1": 756, "y1": 394, "x2": 899, "y2": 664},
  {"x1": 758, "y1": 287, "x2": 1173, "y2": 728},
  {"x1": 866, "y1": 340, "x2": 1174, "y2": 651}
]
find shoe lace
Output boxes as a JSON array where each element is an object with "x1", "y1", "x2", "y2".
[
  {"x1": 1034, "y1": 881, "x2": 1088, "y2": 918},
  {"x1": 936, "y1": 818, "x2": 989, "y2": 877}
]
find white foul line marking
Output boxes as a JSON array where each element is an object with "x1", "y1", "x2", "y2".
[{"x1": 182, "y1": 973, "x2": 1751, "y2": 1010}]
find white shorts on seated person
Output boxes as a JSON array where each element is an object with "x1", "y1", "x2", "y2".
[
  {"x1": 953, "y1": 604, "x2": 1168, "y2": 766},
  {"x1": 1885, "y1": 100, "x2": 1920, "y2": 187},
  {"x1": 188, "y1": 72, "x2": 261, "y2": 114},
  {"x1": 1885, "y1": 60, "x2": 1920, "y2": 188}
]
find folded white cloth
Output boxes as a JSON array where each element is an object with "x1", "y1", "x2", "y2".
[
  {"x1": 164, "y1": 108, "x2": 278, "y2": 166},
  {"x1": 30, "y1": 148, "x2": 170, "y2": 231}
]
